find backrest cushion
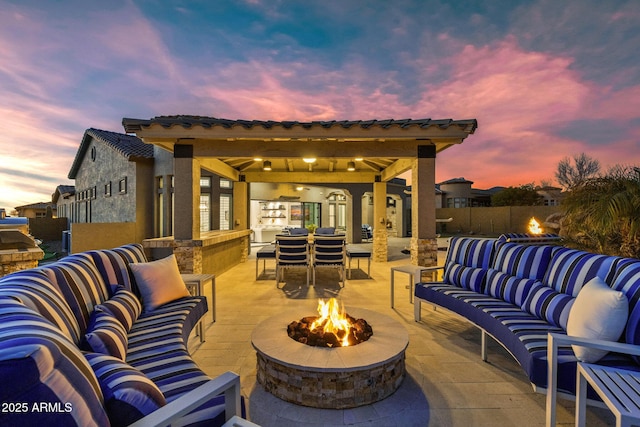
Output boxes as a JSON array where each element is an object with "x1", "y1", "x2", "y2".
[
  {"x1": 522, "y1": 281, "x2": 575, "y2": 330},
  {"x1": 0, "y1": 298, "x2": 108, "y2": 426},
  {"x1": 84, "y1": 352, "x2": 166, "y2": 427},
  {"x1": 89, "y1": 249, "x2": 137, "y2": 294},
  {"x1": 444, "y1": 264, "x2": 487, "y2": 293},
  {"x1": 610, "y1": 258, "x2": 640, "y2": 360},
  {"x1": 82, "y1": 310, "x2": 128, "y2": 360},
  {"x1": 492, "y1": 243, "x2": 554, "y2": 281},
  {"x1": 97, "y1": 287, "x2": 142, "y2": 331},
  {"x1": 112, "y1": 243, "x2": 148, "y2": 264},
  {"x1": 486, "y1": 269, "x2": 537, "y2": 307},
  {"x1": 542, "y1": 248, "x2": 617, "y2": 296},
  {"x1": 0, "y1": 268, "x2": 81, "y2": 344},
  {"x1": 47, "y1": 253, "x2": 110, "y2": 336},
  {"x1": 446, "y1": 237, "x2": 495, "y2": 269}
]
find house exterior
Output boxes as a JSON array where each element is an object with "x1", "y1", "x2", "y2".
[
  {"x1": 14, "y1": 202, "x2": 56, "y2": 218},
  {"x1": 52, "y1": 185, "x2": 75, "y2": 222}
]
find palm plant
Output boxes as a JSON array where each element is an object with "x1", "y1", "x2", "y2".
[{"x1": 561, "y1": 166, "x2": 640, "y2": 257}]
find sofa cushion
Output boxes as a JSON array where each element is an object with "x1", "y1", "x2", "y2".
[
  {"x1": 522, "y1": 282, "x2": 575, "y2": 330},
  {"x1": 543, "y1": 248, "x2": 617, "y2": 296},
  {"x1": 610, "y1": 258, "x2": 640, "y2": 362},
  {"x1": 486, "y1": 269, "x2": 537, "y2": 306},
  {"x1": 89, "y1": 249, "x2": 138, "y2": 295},
  {"x1": 84, "y1": 352, "x2": 166, "y2": 427},
  {"x1": 83, "y1": 310, "x2": 128, "y2": 360},
  {"x1": 446, "y1": 237, "x2": 495, "y2": 269},
  {"x1": 129, "y1": 255, "x2": 190, "y2": 312},
  {"x1": 492, "y1": 243, "x2": 554, "y2": 281},
  {"x1": 444, "y1": 263, "x2": 487, "y2": 293},
  {"x1": 567, "y1": 276, "x2": 628, "y2": 363},
  {"x1": 0, "y1": 268, "x2": 81, "y2": 344},
  {"x1": 47, "y1": 253, "x2": 110, "y2": 335},
  {"x1": 0, "y1": 297, "x2": 108, "y2": 426},
  {"x1": 98, "y1": 287, "x2": 142, "y2": 331}
]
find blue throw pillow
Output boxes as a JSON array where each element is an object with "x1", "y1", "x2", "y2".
[
  {"x1": 522, "y1": 282, "x2": 575, "y2": 330},
  {"x1": 84, "y1": 352, "x2": 166, "y2": 427},
  {"x1": 83, "y1": 310, "x2": 128, "y2": 360},
  {"x1": 99, "y1": 286, "x2": 142, "y2": 331},
  {"x1": 444, "y1": 263, "x2": 487, "y2": 293},
  {"x1": 486, "y1": 269, "x2": 537, "y2": 307}
]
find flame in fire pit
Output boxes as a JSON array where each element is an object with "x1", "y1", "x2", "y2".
[
  {"x1": 528, "y1": 217, "x2": 542, "y2": 234},
  {"x1": 311, "y1": 298, "x2": 351, "y2": 346}
]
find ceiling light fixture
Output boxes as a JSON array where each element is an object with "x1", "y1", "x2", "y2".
[
  {"x1": 302, "y1": 157, "x2": 316, "y2": 164},
  {"x1": 347, "y1": 161, "x2": 356, "y2": 171},
  {"x1": 354, "y1": 157, "x2": 364, "y2": 161},
  {"x1": 253, "y1": 157, "x2": 263, "y2": 161},
  {"x1": 263, "y1": 160, "x2": 272, "y2": 171}
]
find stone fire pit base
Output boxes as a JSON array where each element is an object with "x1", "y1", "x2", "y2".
[{"x1": 252, "y1": 307, "x2": 409, "y2": 409}]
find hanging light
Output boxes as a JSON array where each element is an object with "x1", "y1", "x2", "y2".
[
  {"x1": 347, "y1": 161, "x2": 356, "y2": 171},
  {"x1": 263, "y1": 160, "x2": 272, "y2": 171}
]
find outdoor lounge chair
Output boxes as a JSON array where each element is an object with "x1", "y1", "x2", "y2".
[
  {"x1": 275, "y1": 235, "x2": 310, "y2": 287},
  {"x1": 312, "y1": 234, "x2": 346, "y2": 287}
]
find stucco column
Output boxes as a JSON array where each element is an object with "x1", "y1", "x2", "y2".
[
  {"x1": 372, "y1": 180, "x2": 387, "y2": 262},
  {"x1": 411, "y1": 145, "x2": 438, "y2": 267},
  {"x1": 233, "y1": 181, "x2": 249, "y2": 262},
  {"x1": 173, "y1": 144, "x2": 202, "y2": 273}
]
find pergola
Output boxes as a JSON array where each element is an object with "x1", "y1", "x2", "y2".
[{"x1": 122, "y1": 116, "x2": 477, "y2": 272}]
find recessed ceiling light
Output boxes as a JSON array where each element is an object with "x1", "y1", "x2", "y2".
[{"x1": 302, "y1": 157, "x2": 316, "y2": 164}]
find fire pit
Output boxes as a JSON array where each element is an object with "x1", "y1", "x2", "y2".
[{"x1": 252, "y1": 301, "x2": 409, "y2": 409}]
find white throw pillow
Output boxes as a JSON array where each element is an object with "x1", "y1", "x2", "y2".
[
  {"x1": 129, "y1": 254, "x2": 190, "y2": 312},
  {"x1": 566, "y1": 276, "x2": 629, "y2": 363}
]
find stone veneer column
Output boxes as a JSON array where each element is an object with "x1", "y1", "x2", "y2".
[
  {"x1": 173, "y1": 240, "x2": 203, "y2": 274},
  {"x1": 372, "y1": 181, "x2": 387, "y2": 262},
  {"x1": 411, "y1": 145, "x2": 438, "y2": 267}
]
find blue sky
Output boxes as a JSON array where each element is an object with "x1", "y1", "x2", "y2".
[{"x1": 1, "y1": 0, "x2": 639, "y2": 212}]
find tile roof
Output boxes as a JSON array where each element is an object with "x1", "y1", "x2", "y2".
[
  {"x1": 68, "y1": 128, "x2": 154, "y2": 179},
  {"x1": 123, "y1": 115, "x2": 478, "y2": 133},
  {"x1": 86, "y1": 128, "x2": 154, "y2": 159}
]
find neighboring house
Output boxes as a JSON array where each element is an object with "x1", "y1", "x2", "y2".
[
  {"x1": 437, "y1": 177, "x2": 500, "y2": 208},
  {"x1": 14, "y1": 202, "x2": 56, "y2": 218},
  {"x1": 52, "y1": 184, "x2": 75, "y2": 222},
  {"x1": 536, "y1": 185, "x2": 564, "y2": 206}
]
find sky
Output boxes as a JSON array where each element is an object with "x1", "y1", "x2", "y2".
[{"x1": 1, "y1": 0, "x2": 639, "y2": 212}]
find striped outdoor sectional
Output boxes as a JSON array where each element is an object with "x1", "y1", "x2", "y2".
[
  {"x1": 414, "y1": 236, "x2": 640, "y2": 399},
  {"x1": 0, "y1": 244, "x2": 244, "y2": 427}
]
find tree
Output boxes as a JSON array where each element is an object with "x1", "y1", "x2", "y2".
[
  {"x1": 491, "y1": 184, "x2": 543, "y2": 206},
  {"x1": 560, "y1": 165, "x2": 640, "y2": 257},
  {"x1": 555, "y1": 153, "x2": 601, "y2": 190}
]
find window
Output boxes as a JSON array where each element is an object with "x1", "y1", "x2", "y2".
[
  {"x1": 200, "y1": 177, "x2": 211, "y2": 188},
  {"x1": 119, "y1": 178, "x2": 127, "y2": 194},
  {"x1": 200, "y1": 195, "x2": 211, "y2": 232},
  {"x1": 220, "y1": 179, "x2": 232, "y2": 189},
  {"x1": 104, "y1": 182, "x2": 111, "y2": 197},
  {"x1": 220, "y1": 194, "x2": 232, "y2": 230}
]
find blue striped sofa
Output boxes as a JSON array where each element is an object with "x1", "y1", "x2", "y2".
[
  {"x1": 0, "y1": 244, "x2": 244, "y2": 427},
  {"x1": 414, "y1": 236, "x2": 640, "y2": 399}
]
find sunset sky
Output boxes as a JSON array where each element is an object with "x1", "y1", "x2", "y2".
[{"x1": 1, "y1": 0, "x2": 639, "y2": 212}]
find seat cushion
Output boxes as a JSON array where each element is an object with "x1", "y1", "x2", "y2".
[{"x1": 84, "y1": 352, "x2": 166, "y2": 427}]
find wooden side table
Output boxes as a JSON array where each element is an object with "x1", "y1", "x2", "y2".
[{"x1": 182, "y1": 273, "x2": 216, "y2": 342}]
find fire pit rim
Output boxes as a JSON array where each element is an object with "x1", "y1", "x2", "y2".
[{"x1": 251, "y1": 307, "x2": 409, "y2": 373}]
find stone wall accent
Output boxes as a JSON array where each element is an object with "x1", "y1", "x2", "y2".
[
  {"x1": 256, "y1": 351, "x2": 405, "y2": 409},
  {"x1": 173, "y1": 240, "x2": 203, "y2": 274},
  {"x1": 0, "y1": 248, "x2": 44, "y2": 277},
  {"x1": 372, "y1": 229, "x2": 388, "y2": 262},
  {"x1": 410, "y1": 237, "x2": 438, "y2": 268}
]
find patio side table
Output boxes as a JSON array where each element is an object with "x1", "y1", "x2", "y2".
[
  {"x1": 182, "y1": 273, "x2": 216, "y2": 341},
  {"x1": 390, "y1": 265, "x2": 433, "y2": 308}
]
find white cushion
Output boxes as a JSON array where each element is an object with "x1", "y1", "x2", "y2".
[
  {"x1": 567, "y1": 276, "x2": 629, "y2": 362},
  {"x1": 129, "y1": 255, "x2": 190, "y2": 311}
]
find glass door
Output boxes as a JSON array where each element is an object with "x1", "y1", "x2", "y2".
[{"x1": 302, "y1": 202, "x2": 321, "y2": 228}]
